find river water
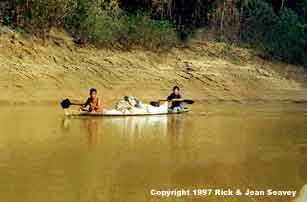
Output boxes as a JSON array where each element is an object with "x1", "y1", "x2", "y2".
[{"x1": 0, "y1": 103, "x2": 306, "y2": 202}]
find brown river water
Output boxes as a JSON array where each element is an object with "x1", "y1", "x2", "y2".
[{"x1": 0, "y1": 103, "x2": 306, "y2": 202}]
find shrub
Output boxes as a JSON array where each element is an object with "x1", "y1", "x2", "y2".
[
  {"x1": 241, "y1": 0, "x2": 278, "y2": 45},
  {"x1": 63, "y1": 1, "x2": 177, "y2": 49},
  {"x1": 83, "y1": 11, "x2": 177, "y2": 49},
  {"x1": 270, "y1": 8, "x2": 306, "y2": 64},
  {"x1": 121, "y1": 13, "x2": 177, "y2": 49},
  {"x1": 241, "y1": 0, "x2": 306, "y2": 65},
  {"x1": 85, "y1": 12, "x2": 121, "y2": 45}
]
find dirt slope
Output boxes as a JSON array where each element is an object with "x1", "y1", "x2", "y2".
[{"x1": 0, "y1": 27, "x2": 306, "y2": 105}]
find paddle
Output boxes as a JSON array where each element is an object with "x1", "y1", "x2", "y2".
[
  {"x1": 60, "y1": 98, "x2": 83, "y2": 109},
  {"x1": 150, "y1": 99, "x2": 195, "y2": 107},
  {"x1": 170, "y1": 99, "x2": 195, "y2": 104}
]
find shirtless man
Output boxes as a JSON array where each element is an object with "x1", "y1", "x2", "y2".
[{"x1": 81, "y1": 88, "x2": 102, "y2": 112}]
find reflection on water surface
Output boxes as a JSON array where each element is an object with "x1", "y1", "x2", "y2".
[{"x1": 0, "y1": 103, "x2": 306, "y2": 202}]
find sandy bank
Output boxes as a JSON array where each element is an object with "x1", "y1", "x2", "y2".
[{"x1": 0, "y1": 27, "x2": 306, "y2": 104}]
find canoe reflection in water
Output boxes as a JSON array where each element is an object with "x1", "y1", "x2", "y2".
[
  {"x1": 168, "y1": 115, "x2": 185, "y2": 147},
  {"x1": 106, "y1": 116, "x2": 166, "y2": 151},
  {"x1": 62, "y1": 114, "x2": 187, "y2": 148},
  {"x1": 83, "y1": 119, "x2": 99, "y2": 147},
  {"x1": 62, "y1": 117, "x2": 100, "y2": 148}
]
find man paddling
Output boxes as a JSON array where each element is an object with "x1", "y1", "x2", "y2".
[
  {"x1": 167, "y1": 86, "x2": 184, "y2": 112},
  {"x1": 80, "y1": 88, "x2": 102, "y2": 112}
]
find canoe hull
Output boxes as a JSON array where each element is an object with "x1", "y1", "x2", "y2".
[{"x1": 64, "y1": 109, "x2": 190, "y2": 117}]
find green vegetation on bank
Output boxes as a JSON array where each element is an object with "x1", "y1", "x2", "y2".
[
  {"x1": 0, "y1": 0, "x2": 306, "y2": 65},
  {"x1": 239, "y1": 0, "x2": 306, "y2": 65},
  {"x1": 0, "y1": 0, "x2": 177, "y2": 49}
]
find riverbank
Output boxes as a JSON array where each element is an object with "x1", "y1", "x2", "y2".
[{"x1": 0, "y1": 27, "x2": 306, "y2": 105}]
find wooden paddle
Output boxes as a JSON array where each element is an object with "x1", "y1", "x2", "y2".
[
  {"x1": 60, "y1": 98, "x2": 83, "y2": 109},
  {"x1": 150, "y1": 99, "x2": 195, "y2": 107}
]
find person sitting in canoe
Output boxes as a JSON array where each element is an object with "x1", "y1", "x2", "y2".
[
  {"x1": 80, "y1": 88, "x2": 101, "y2": 112},
  {"x1": 167, "y1": 86, "x2": 184, "y2": 112}
]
